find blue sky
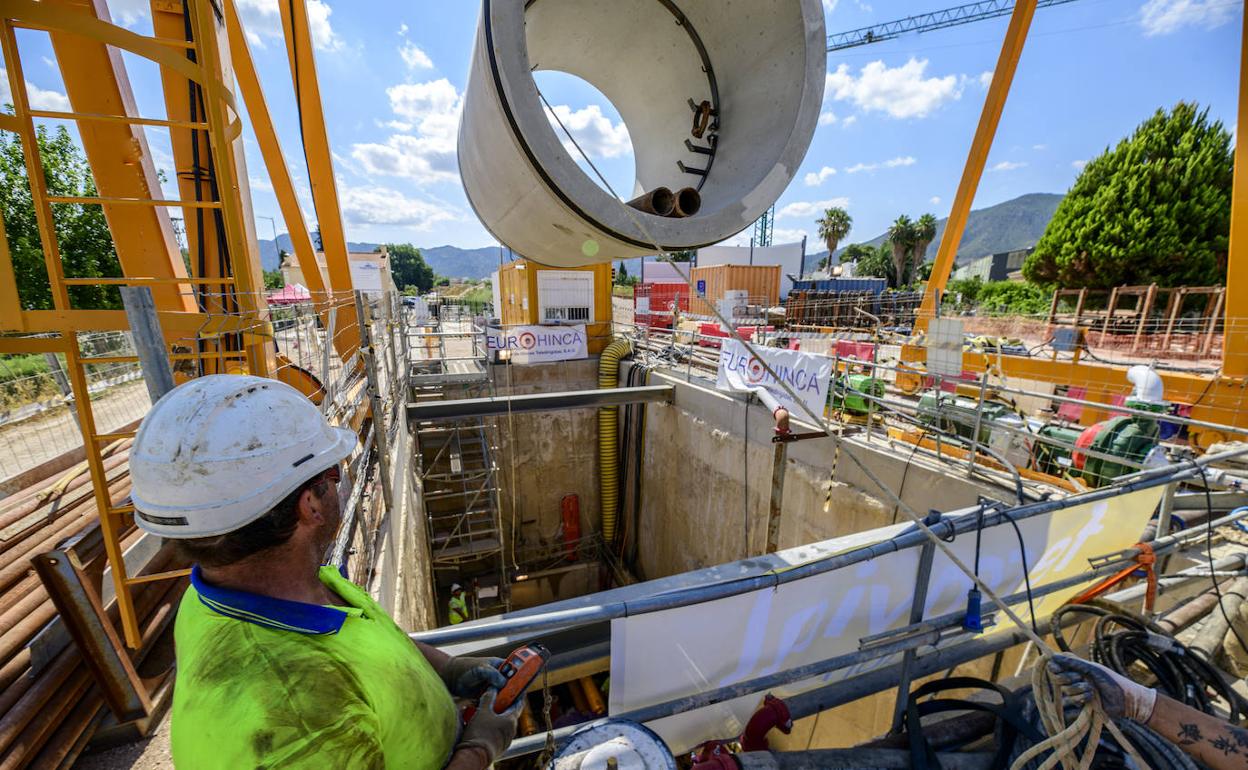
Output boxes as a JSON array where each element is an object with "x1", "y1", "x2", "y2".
[{"x1": 2, "y1": 0, "x2": 1242, "y2": 253}]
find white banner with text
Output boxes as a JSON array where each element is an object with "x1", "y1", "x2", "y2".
[
  {"x1": 486, "y1": 324, "x2": 588, "y2": 364},
  {"x1": 716, "y1": 339, "x2": 832, "y2": 419}
]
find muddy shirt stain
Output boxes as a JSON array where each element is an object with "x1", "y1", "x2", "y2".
[{"x1": 170, "y1": 567, "x2": 457, "y2": 769}]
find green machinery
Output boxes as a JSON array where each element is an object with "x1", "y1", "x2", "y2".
[
  {"x1": 1033, "y1": 401, "x2": 1164, "y2": 487},
  {"x1": 831, "y1": 374, "x2": 884, "y2": 417}
]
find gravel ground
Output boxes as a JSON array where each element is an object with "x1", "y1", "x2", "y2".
[{"x1": 75, "y1": 713, "x2": 173, "y2": 770}]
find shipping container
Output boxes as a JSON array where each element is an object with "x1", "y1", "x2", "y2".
[
  {"x1": 688, "y1": 264, "x2": 781, "y2": 317},
  {"x1": 496, "y1": 259, "x2": 613, "y2": 353},
  {"x1": 634, "y1": 282, "x2": 690, "y2": 329},
  {"x1": 791, "y1": 277, "x2": 888, "y2": 295}
]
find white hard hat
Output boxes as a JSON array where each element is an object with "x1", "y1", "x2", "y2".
[
  {"x1": 451, "y1": 583, "x2": 462, "y2": 592},
  {"x1": 130, "y1": 375, "x2": 356, "y2": 538}
]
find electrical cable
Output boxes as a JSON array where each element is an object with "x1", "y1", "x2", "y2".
[
  {"x1": 1196, "y1": 464, "x2": 1248, "y2": 658},
  {"x1": 1049, "y1": 601, "x2": 1247, "y2": 722}
]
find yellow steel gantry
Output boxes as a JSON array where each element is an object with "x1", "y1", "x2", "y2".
[
  {"x1": 0, "y1": 0, "x2": 358, "y2": 646},
  {"x1": 905, "y1": 0, "x2": 1248, "y2": 448}
]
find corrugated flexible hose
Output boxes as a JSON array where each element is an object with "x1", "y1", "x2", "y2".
[{"x1": 598, "y1": 337, "x2": 633, "y2": 544}]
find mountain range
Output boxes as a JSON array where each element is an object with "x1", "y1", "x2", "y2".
[
  {"x1": 257, "y1": 236, "x2": 507, "y2": 280},
  {"x1": 258, "y1": 192, "x2": 1063, "y2": 280},
  {"x1": 807, "y1": 192, "x2": 1064, "y2": 268}
]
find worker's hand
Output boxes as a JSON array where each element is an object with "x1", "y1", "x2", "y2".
[
  {"x1": 441, "y1": 656, "x2": 506, "y2": 699},
  {"x1": 1046, "y1": 653, "x2": 1157, "y2": 722},
  {"x1": 456, "y1": 688, "x2": 522, "y2": 763}
]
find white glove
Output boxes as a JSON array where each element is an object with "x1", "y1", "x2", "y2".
[{"x1": 1046, "y1": 653, "x2": 1158, "y2": 723}]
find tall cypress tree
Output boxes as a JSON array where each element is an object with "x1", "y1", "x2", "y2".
[{"x1": 1024, "y1": 102, "x2": 1232, "y2": 289}]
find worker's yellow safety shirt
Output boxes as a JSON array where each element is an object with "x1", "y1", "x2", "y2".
[
  {"x1": 448, "y1": 594, "x2": 468, "y2": 625},
  {"x1": 170, "y1": 566, "x2": 458, "y2": 769}
]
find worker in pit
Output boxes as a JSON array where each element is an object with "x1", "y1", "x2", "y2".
[
  {"x1": 1048, "y1": 653, "x2": 1248, "y2": 769},
  {"x1": 129, "y1": 375, "x2": 520, "y2": 769},
  {"x1": 449, "y1": 583, "x2": 470, "y2": 624}
]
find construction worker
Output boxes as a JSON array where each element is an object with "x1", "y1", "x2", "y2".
[
  {"x1": 130, "y1": 375, "x2": 520, "y2": 769},
  {"x1": 1048, "y1": 653, "x2": 1247, "y2": 770},
  {"x1": 449, "y1": 583, "x2": 470, "y2": 624}
]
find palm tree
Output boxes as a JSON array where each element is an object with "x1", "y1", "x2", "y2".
[
  {"x1": 816, "y1": 207, "x2": 853, "y2": 265},
  {"x1": 911, "y1": 214, "x2": 938, "y2": 277},
  {"x1": 887, "y1": 215, "x2": 916, "y2": 288}
]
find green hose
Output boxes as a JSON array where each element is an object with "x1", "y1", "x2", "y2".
[{"x1": 598, "y1": 338, "x2": 632, "y2": 544}]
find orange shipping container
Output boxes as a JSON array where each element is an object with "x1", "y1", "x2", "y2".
[
  {"x1": 688, "y1": 264, "x2": 781, "y2": 317},
  {"x1": 496, "y1": 259, "x2": 613, "y2": 353}
]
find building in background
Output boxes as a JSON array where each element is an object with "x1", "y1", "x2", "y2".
[
  {"x1": 950, "y1": 248, "x2": 1034, "y2": 283},
  {"x1": 279, "y1": 246, "x2": 398, "y2": 296}
]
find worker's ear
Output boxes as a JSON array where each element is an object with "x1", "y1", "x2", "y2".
[{"x1": 295, "y1": 484, "x2": 326, "y2": 526}]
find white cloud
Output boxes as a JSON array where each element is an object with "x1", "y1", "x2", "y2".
[
  {"x1": 107, "y1": 0, "x2": 150, "y2": 26},
  {"x1": 398, "y1": 23, "x2": 409, "y2": 35},
  {"x1": 778, "y1": 198, "x2": 851, "y2": 219},
  {"x1": 818, "y1": 111, "x2": 838, "y2": 127},
  {"x1": 0, "y1": 69, "x2": 69, "y2": 111},
  {"x1": 399, "y1": 41, "x2": 433, "y2": 70},
  {"x1": 845, "y1": 155, "x2": 916, "y2": 174},
  {"x1": 803, "y1": 166, "x2": 838, "y2": 186},
  {"x1": 377, "y1": 119, "x2": 414, "y2": 132},
  {"x1": 822, "y1": 0, "x2": 840, "y2": 13},
  {"x1": 825, "y1": 58, "x2": 963, "y2": 119},
  {"x1": 978, "y1": 71, "x2": 994, "y2": 89},
  {"x1": 352, "y1": 78, "x2": 462, "y2": 184},
  {"x1": 545, "y1": 104, "x2": 633, "y2": 160},
  {"x1": 1032, "y1": 144, "x2": 1048, "y2": 151},
  {"x1": 990, "y1": 160, "x2": 1027, "y2": 172},
  {"x1": 249, "y1": 176, "x2": 274, "y2": 193},
  {"x1": 1139, "y1": 0, "x2": 1236, "y2": 35},
  {"x1": 772, "y1": 228, "x2": 812, "y2": 245},
  {"x1": 234, "y1": 0, "x2": 343, "y2": 52},
  {"x1": 842, "y1": 115, "x2": 858, "y2": 128},
  {"x1": 929, "y1": 196, "x2": 942, "y2": 205},
  {"x1": 1072, "y1": 159, "x2": 1088, "y2": 170},
  {"x1": 339, "y1": 185, "x2": 457, "y2": 229}
]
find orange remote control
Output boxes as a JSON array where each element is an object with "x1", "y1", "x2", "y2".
[{"x1": 462, "y1": 644, "x2": 549, "y2": 722}]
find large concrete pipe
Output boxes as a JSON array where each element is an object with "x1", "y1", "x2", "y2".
[{"x1": 459, "y1": 0, "x2": 826, "y2": 267}]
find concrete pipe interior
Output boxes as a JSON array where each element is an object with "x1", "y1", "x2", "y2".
[{"x1": 458, "y1": 0, "x2": 826, "y2": 267}]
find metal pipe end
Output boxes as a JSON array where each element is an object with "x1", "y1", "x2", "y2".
[
  {"x1": 626, "y1": 187, "x2": 675, "y2": 217},
  {"x1": 671, "y1": 187, "x2": 702, "y2": 218}
]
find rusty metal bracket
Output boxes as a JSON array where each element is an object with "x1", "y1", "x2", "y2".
[
  {"x1": 33, "y1": 548, "x2": 153, "y2": 723},
  {"x1": 771, "y1": 430, "x2": 832, "y2": 443},
  {"x1": 689, "y1": 98, "x2": 715, "y2": 138}
]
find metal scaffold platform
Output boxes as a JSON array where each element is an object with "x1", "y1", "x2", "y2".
[{"x1": 407, "y1": 308, "x2": 509, "y2": 616}]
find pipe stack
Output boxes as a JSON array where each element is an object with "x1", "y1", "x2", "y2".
[{"x1": 0, "y1": 440, "x2": 187, "y2": 768}]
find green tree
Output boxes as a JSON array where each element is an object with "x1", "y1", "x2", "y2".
[
  {"x1": 977, "y1": 280, "x2": 1049, "y2": 315},
  {"x1": 816, "y1": 206, "x2": 852, "y2": 261},
  {"x1": 668, "y1": 250, "x2": 695, "y2": 262},
  {"x1": 886, "y1": 215, "x2": 917, "y2": 288},
  {"x1": 616, "y1": 262, "x2": 629, "y2": 284},
  {"x1": 838, "y1": 243, "x2": 875, "y2": 268},
  {"x1": 0, "y1": 124, "x2": 123, "y2": 309},
  {"x1": 1024, "y1": 102, "x2": 1232, "y2": 289},
  {"x1": 384, "y1": 243, "x2": 435, "y2": 293},
  {"x1": 854, "y1": 243, "x2": 895, "y2": 283},
  {"x1": 912, "y1": 213, "x2": 938, "y2": 269},
  {"x1": 263, "y1": 269, "x2": 285, "y2": 290},
  {"x1": 947, "y1": 276, "x2": 984, "y2": 309}
]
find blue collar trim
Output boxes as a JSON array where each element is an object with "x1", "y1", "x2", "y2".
[{"x1": 190, "y1": 566, "x2": 357, "y2": 635}]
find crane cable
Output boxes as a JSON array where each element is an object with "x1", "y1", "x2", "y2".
[{"x1": 535, "y1": 87, "x2": 1151, "y2": 769}]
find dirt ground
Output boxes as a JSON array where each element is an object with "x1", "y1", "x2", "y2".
[
  {"x1": 0, "y1": 380, "x2": 150, "y2": 482},
  {"x1": 75, "y1": 715, "x2": 172, "y2": 770}
]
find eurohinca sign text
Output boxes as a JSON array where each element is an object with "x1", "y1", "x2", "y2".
[
  {"x1": 486, "y1": 324, "x2": 588, "y2": 364},
  {"x1": 716, "y1": 339, "x2": 832, "y2": 419}
]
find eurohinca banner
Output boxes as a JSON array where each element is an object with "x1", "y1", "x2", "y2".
[
  {"x1": 608, "y1": 486, "x2": 1163, "y2": 753},
  {"x1": 716, "y1": 338, "x2": 832, "y2": 419},
  {"x1": 486, "y1": 324, "x2": 588, "y2": 364}
]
